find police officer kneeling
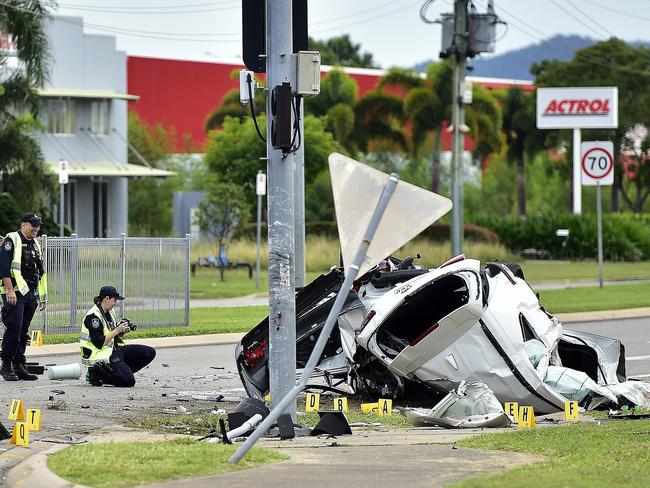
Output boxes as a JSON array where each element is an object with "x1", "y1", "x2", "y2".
[{"x1": 80, "y1": 286, "x2": 155, "y2": 387}]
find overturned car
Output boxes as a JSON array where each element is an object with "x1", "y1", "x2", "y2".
[{"x1": 236, "y1": 255, "x2": 637, "y2": 414}]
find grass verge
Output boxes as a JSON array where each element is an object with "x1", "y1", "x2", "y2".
[
  {"x1": 43, "y1": 306, "x2": 267, "y2": 345},
  {"x1": 538, "y1": 283, "x2": 650, "y2": 313},
  {"x1": 137, "y1": 406, "x2": 412, "y2": 437},
  {"x1": 452, "y1": 419, "x2": 650, "y2": 488},
  {"x1": 47, "y1": 438, "x2": 287, "y2": 488}
]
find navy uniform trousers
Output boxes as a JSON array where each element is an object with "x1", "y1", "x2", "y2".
[
  {"x1": 107, "y1": 344, "x2": 156, "y2": 387},
  {"x1": 1, "y1": 293, "x2": 38, "y2": 363}
]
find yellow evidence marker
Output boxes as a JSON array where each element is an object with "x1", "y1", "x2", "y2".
[
  {"x1": 504, "y1": 402, "x2": 519, "y2": 422},
  {"x1": 378, "y1": 398, "x2": 392, "y2": 416},
  {"x1": 264, "y1": 393, "x2": 271, "y2": 402},
  {"x1": 517, "y1": 406, "x2": 536, "y2": 428},
  {"x1": 26, "y1": 409, "x2": 41, "y2": 431},
  {"x1": 305, "y1": 393, "x2": 320, "y2": 412},
  {"x1": 10, "y1": 422, "x2": 29, "y2": 446},
  {"x1": 564, "y1": 401, "x2": 579, "y2": 421},
  {"x1": 333, "y1": 397, "x2": 349, "y2": 413},
  {"x1": 360, "y1": 402, "x2": 378, "y2": 414},
  {"x1": 29, "y1": 330, "x2": 43, "y2": 346},
  {"x1": 8, "y1": 400, "x2": 25, "y2": 421}
]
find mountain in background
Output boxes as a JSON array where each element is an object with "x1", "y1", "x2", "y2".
[{"x1": 413, "y1": 34, "x2": 595, "y2": 80}]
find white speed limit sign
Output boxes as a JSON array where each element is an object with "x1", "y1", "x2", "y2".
[{"x1": 581, "y1": 141, "x2": 614, "y2": 186}]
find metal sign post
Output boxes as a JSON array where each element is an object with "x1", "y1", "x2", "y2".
[
  {"x1": 58, "y1": 159, "x2": 69, "y2": 236},
  {"x1": 581, "y1": 141, "x2": 614, "y2": 288},
  {"x1": 255, "y1": 171, "x2": 266, "y2": 289}
]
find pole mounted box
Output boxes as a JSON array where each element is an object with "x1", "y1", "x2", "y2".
[
  {"x1": 271, "y1": 82, "x2": 293, "y2": 151},
  {"x1": 296, "y1": 51, "x2": 321, "y2": 97},
  {"x1": 239, "y1": 70, "x2": 255, "y2": 105}
]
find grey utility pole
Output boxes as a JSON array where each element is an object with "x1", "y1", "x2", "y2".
[
  {"x1": 450, "y1": 0, "x2": 469, "y2": 256},
  {"x1": 294, "y1": 100, "x2": 306, "y2": 289},
  {"x1": 265, "y1": 0, "x2": 297, "y2": 420}
]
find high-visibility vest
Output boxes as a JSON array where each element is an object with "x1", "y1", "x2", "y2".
[
  {"x1": 0, "y1": 232, "x2": 48, "y2": 301},
  {"x1": 79, "y1": 304, "x2": 125, "y2": 366}
]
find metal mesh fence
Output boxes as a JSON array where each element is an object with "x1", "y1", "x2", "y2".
[{"x1": 1, "y1": 234, "x2": 190, "y2": 336}]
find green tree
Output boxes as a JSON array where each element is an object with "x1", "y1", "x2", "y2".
[
  {"x1": 371, "y1": 61, "x2": 502, "y2": 193},
  {"x1": 499, "y1": 87, "x2": 536, "y2": 216},
  {"x1": 204, "y1": 115, "x2": 339, "y2": 217},
  {"x1": 204, "y1": 72, "x2": 266, "y2": 132},
  {"x1": 620, "y1": 128, "x2": 650, "y2": 212},
  {"x1": 127, "y1": 113, "x2": 189, "y2": 236},
  {"x1": 532, "y1": 38, "x2": 650, "y2": 212},
  {"x1": 309, "y1": 34, "x2": 377, "y2": 68},
  {"x1": 0, "y1": 0, "x2": 57, "y2": 218},
  {"x1": 196, "y1": 179, "x2": 250, "y2": 281}
]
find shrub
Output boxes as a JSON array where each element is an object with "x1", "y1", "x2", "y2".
[{"x1": 475, "y1": 213, "x2": 650, "y2": 261}]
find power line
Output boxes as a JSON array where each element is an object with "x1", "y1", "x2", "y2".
[
  {"x1": 574, "y1": 0, "x2": 650, "y2": 23},
  {"x1": 549, "y1": 0, "x2": 607, "y2": 40},
  {"x1": 311, "y1": 0, "x2": 406, "y2": 26},
  {"x1": 57, "y1": 1, "x2": 238, "y2": 11},
  {"x1": 565, "y1": 0, "x2": 615, "y2": 39},
  {"x1": 57, "y1": 1, "x2": 240, "y2": 15},
  {"x1": 312, "y1": 0, "x2": 422, "y2": 34},
  {"x1": 488, "y1": 1, "x2": 650, "y2": 77}
]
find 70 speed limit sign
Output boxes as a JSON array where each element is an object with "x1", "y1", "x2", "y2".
[{"x1": 581, "y1": 141, "x2": 614, "y2": 186}]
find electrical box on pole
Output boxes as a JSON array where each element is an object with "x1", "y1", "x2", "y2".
[{"x1": 271, "y1": 82, "x2": 293, "y2": 151}]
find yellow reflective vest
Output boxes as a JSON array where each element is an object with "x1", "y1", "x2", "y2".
[
  {"x1": 0, "y1": 232, "x2": 47, "y2": 301},
  {"x1": 79, "y1": 304, "x2": 125, "y2": 366}
]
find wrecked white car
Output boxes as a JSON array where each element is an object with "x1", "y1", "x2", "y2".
[{"x1": 236, "y1": 255, "x2": 633, "y2": 414}]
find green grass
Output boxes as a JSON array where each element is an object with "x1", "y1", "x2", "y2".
[
  {"x1": 43, "y1": 306, "x2": 267, "y2": 344},
  {"x1": 47, "y1": 438, "x2": 287, "y2": 488},
  {"x1": 452, "y1": 419, "x2": 650, "y2": 488},
  {"x1": 521, "y1": 260, "x2": 650, "y2": 283},
  {"x1": 538, "y1": 283, "x2": 650, "y2": 313},
  {"x1": 190, "y1": 268, "x2": 322, "y2": 299},
  {"x1": 137, "y1": 407, "x2": 412, "y2": 437}
]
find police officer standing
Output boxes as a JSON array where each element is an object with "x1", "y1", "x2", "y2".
[{"x1": 0, "y1": 213, "x2": 47, "y2": 381}]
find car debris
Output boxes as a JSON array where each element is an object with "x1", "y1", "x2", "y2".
[
  {"x1": 236, "y1": 255, "x2": 650, "y2": 414},
  {"x1": 400, "y1": 381, "x2": 511, "y2": 429}
]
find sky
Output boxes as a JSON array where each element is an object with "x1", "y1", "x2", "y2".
[{"x1": 53, "y1": 0, "x2": 650, "y2": 69}]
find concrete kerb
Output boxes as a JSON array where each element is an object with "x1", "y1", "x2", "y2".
[{"x1": 24, "y1": 306, "x2": 650, "y2": 358}]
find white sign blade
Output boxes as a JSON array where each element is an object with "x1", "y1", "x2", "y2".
[
  {"x1": 329, "y1": 153, "x2": 453, "y2": 277},
  {"x1": 581, "y1": 141, "x2": 614, "y2": 186}
]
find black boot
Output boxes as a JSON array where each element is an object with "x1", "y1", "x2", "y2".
[
  {"x1": 0, "y1": 361, "x2": 19, "y2": 381},
  {"x1": 12, "y1": 362, "x2": 38, "y2": 381}
]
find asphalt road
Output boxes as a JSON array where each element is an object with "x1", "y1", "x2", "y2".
[{"x1": 1, "y1": 318, "x2": 648, "y2": 487}]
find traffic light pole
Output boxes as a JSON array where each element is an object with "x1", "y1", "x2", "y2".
[
  {"x1": 450, "y1": 0, "x2": 468, "y2": 256},
  {"x1": 265, "y1": 0, "x2": 297, "y2": 421}
]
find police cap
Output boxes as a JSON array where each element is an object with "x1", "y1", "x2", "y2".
[
  {"x1": 21, "y1": 213, "x2": 42, "y2": 226},
  {"x1": 99, "y1": 285, "x2": 125, "y2": 300}
]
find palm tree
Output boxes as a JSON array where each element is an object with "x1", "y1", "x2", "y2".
[
  {"x1": 0, "y1": 1, "x2": 56, "y2": 215},
  {"x1": 500, "y1": 87, "x2": 535, "y2": 216},
  {"x1": 374, "y1": 62, "x2": 502, "y2": 194}
]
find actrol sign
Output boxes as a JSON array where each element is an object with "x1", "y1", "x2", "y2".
[{"x1": 536, "y1": 87, "x2": 618, "y2": 129}]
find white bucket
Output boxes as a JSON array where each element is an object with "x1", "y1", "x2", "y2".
[{"x1": 47, "y1": 362, "x2": 82, "y2": 380}]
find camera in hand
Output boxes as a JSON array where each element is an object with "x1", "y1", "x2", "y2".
[{"x1": 119, "y1": 318, "x2": 138, "y2": 332}]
